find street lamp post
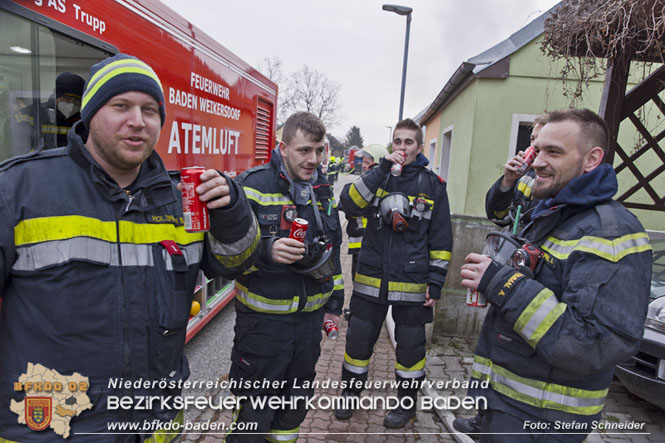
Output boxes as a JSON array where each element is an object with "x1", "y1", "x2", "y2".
[
  {"x1": 385, "y1": 125, "x2": 393, "y2": 145},
  {"x1": 382, "y1": 4, "x2": 412, "y2": 122}
]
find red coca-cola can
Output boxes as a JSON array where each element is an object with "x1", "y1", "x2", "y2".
[
  {"x1": 289, "y1": 218, "x2": 308, "y2": 242},
  {"x1": 323, "y1": 319, "x2": 339, "y2": 340},
  {"x1": 181, "y1": 167, "x2": 210, "y2": 232},
  {"x1": 390, "y1": 151, "x2": 405, "y2": 176},
  {"x1": 466, "y1": 288, "x2": 488, "y2": 308},
  {"x1": 516, "y1": 146, "x2": 537, "y2": 175}
]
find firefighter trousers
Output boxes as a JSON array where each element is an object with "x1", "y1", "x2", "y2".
[
  {"x1": 225, "y1": 307, "x2": 324, "y2": 443},
  {"x1": 341, "y1": 295, "x2": 432, "y2": 399}
]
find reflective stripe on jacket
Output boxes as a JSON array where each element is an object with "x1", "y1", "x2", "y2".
[
  {"x1": 485, "y1": 169, "x2": 539, "y2": 229},
  {"x1": 0, "y1": 122, "x2": 259, "y2": 442},
  {"x1": 340, "y1": 155, "x2": 452, "y2": 303},
  {"x1": 471, "y1": 166, "x2": 652, "y2": 425},
  {"x1": 236, "y1": 148, "x2": 344, "y2": 316}
]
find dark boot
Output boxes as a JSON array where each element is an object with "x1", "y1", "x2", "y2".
[
  {"x1": 333, "y1": 390, "x2": 358, "y2": 420},
  {"x1": 452, "y1": 413, "x2": 483, "y2": 434},
  {"x1": 383, "y1": 405, "x2": 416, "y2": 429}
]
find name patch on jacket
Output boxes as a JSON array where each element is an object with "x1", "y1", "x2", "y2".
[{"x1": 151, "y1": 214, "x2": 184, "y2": 225}]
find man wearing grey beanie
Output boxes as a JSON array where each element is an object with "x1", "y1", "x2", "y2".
[{"x1": 0, "y1": 53, "x2": 260, "y2": 442}]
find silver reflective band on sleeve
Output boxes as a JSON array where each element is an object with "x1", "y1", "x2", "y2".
[
  {"x1": 353, "y1": 179, "x2": 375, "y2": 203},
  {"x1": 303, "y1": 291, "x2": 332, "y2": 311},
  {"x1": 208, "y1": 214, "x2": 259, "y2": 258},
  {"x1": 429, "y1": 259, "x2": 449, "y2": 270},
  {"x1": 514, "y1": 288, "x2": 566, "y2": 348}
]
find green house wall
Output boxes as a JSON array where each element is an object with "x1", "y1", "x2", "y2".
[{"x1": 430, "y1": 36, "x2": 664, "y2": 231}]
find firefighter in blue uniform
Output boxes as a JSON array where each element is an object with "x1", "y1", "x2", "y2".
[
  {"x1": 342, "y1": 144, "x2": 389, "y2": 277},
  {"x1": 454, "y1": 116, "x2": 547, "y2": 435},
  {"x1": 227, "y1": 112, "x2": 344, "y2": 442},
  {"x1": 484, "y1": 116, "x2": 547, "y2": 232},
  {"x1": 12, "y1": 72, "x2": 85, "y2": 154},
  {"x1": 0, "y1": 54, "x2": 259, "y2": 443},
  {"x1": 461, "y1": 108, "x2": 652, "y2": 442},
  {"x1": 335, "y1": 118, "x2": 453, "y2": 428}
]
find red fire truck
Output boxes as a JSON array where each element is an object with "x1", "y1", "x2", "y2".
[{"x1": 0, "y1": 0, "x2": 278, "y2": 341}]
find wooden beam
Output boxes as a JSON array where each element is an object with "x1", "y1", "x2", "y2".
[{"x1": 598, "y1": 54, "x2": 631, "y2": 165}]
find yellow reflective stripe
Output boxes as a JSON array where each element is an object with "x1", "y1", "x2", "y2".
[
  {"x1": 541, "y1": 232, "x2": 652, "y2": 262},
  {"x1": 302, "y1": 290, "x2": 333, "y2": 312},
  {"x1": 493, "y1": 209, "x2": 509, "y2": 219},
  {"x1": 355, "y1": 273, "x2": 381, "y2": 288},
  {"x1": 244, "y1": 186, "x2": 294, "y2": 206},
  {"x1": 40, "y1": 124, "x2": 68, "y2": 134},
  {"x1": 118, "y1": 220, "x2": 203, "y2": 245},
  {"x1": 472, "y1": 355, "x2": 607, "y2": 415},
  {"x1": 429, "y1": 250, "x2": 451, "y2": 261},
  {"x1": 267, "y1": 427, "x2": 300, "y2": 443},
  {"x1": 243, "y1": 265, "x2": 259, "y2": 275},
  {"x1": 349, "y1": 183, "x2": 370, "y2": 209},
  {"x1": 235, "y1": 283, "x2": 299, "y2": 314},
  {"x1": 15, "y1": 216, "x2": 204, "y2": 246},
  {"x1": 388, "y1": 281, "x2": 427, "y2": 293},
  {"x1": 348, "y1": 241, "x2": 362, "y2": 249},
  {"x1": 517, "y1": 181, "x2": 533, "y2": 198},
  {"x1": 333, "y1": 273, "x2": 344, "y2": 291},
  {"x1": 345, "y1": 352, "x2": 370, "y2": 367},
  {"x1": 361, "y1": 217, "x2": 368, "y2": 228},
  {"x1": 144, "y1": 409, "x2": 183, "y2": 443},
  {"x1": 395, "y1": 357, "x2": 426, "y2": 372},
  {"x1": 514, "y1": 288, "x2": 566, "y2": 348},
  {"x1": 212, "y1": 223, "x2": 260, "y2": 268},
  {"x1": 225, "y1": 403, "x2": 241, "y2": 441},
  {"x1": 15, "y1": 216, "x2": 116, "y2": 245},
  {"x1": 82, "y1": 59, "x2": 162, "y2": 110}
]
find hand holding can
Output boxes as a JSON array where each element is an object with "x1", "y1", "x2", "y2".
[
  {"x1": 391, "y1": 151, "x2": 405, "y2": 176},
  {"x1": 461, "y1": 253, "x2": 492, "y2": 308},
  {"x1": 515, "y1": 146, "x2": 537, "y2": 175},
  {"x1": 181, "y1": 167, "x2": 210, "y2": 232},
  {"x1": 323, "y1": 319, "x2": 339, "y2": 339},
  {"x1": 289, "y1": 218, "x2": 308, "y2": 242}
]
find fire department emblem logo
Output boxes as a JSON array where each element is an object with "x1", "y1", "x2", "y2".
[
  {"x1": 25, "y1": 397, "x2": 52, "y2": 431},
  {"x1": 284, "y1": 207, "x2": 297, "y2": 223}
]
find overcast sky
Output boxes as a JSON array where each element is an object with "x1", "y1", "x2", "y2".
[{"x1": 160, "y1": 0, "x2": 560, "y2": 145}]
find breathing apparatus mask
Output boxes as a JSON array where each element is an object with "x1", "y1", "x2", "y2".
[
  {"x1": 483, "y1": 231, "x2": 543, "y2": 276},
  {"x1": 289, "y1": 183, "x2": 335, "y2": 282},
  {"x1": 379, "y1": 192, "x2": 411, "y2": 233},
  {"x1": 291, "y1": 236, "x2": 335, "y2": 281}
]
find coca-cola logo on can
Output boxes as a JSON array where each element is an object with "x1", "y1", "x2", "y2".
[
  {"x1": 289, "y1": 217, "x2": 309, "y2": 241},
  {"x1": 291, "y1": 229, "x2": 306, "y2": 241}
]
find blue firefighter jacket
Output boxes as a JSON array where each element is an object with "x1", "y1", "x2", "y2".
[
  {"x1": 340, "y1": 154, "x2": 453, "y2": 303},
  {"x1": 0, "y1": 122, "x2": 259, "y2": 442},
  {"x1": 235, "y1": 147, "x2": 344, "y2": 316},
  {"x1": 471, "y1": 164, "x2": 652, "y2": 425},
  {"x1": 485, "y1": 169, "x2": 539, "y2": 230}
]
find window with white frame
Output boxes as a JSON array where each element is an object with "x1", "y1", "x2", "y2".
[
  {"x1": 439, "y1": 126, "x2": 453, "y2": 182},
  {"x1": 507, "y1": 113, "x2": 539, "y2": 160}
]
